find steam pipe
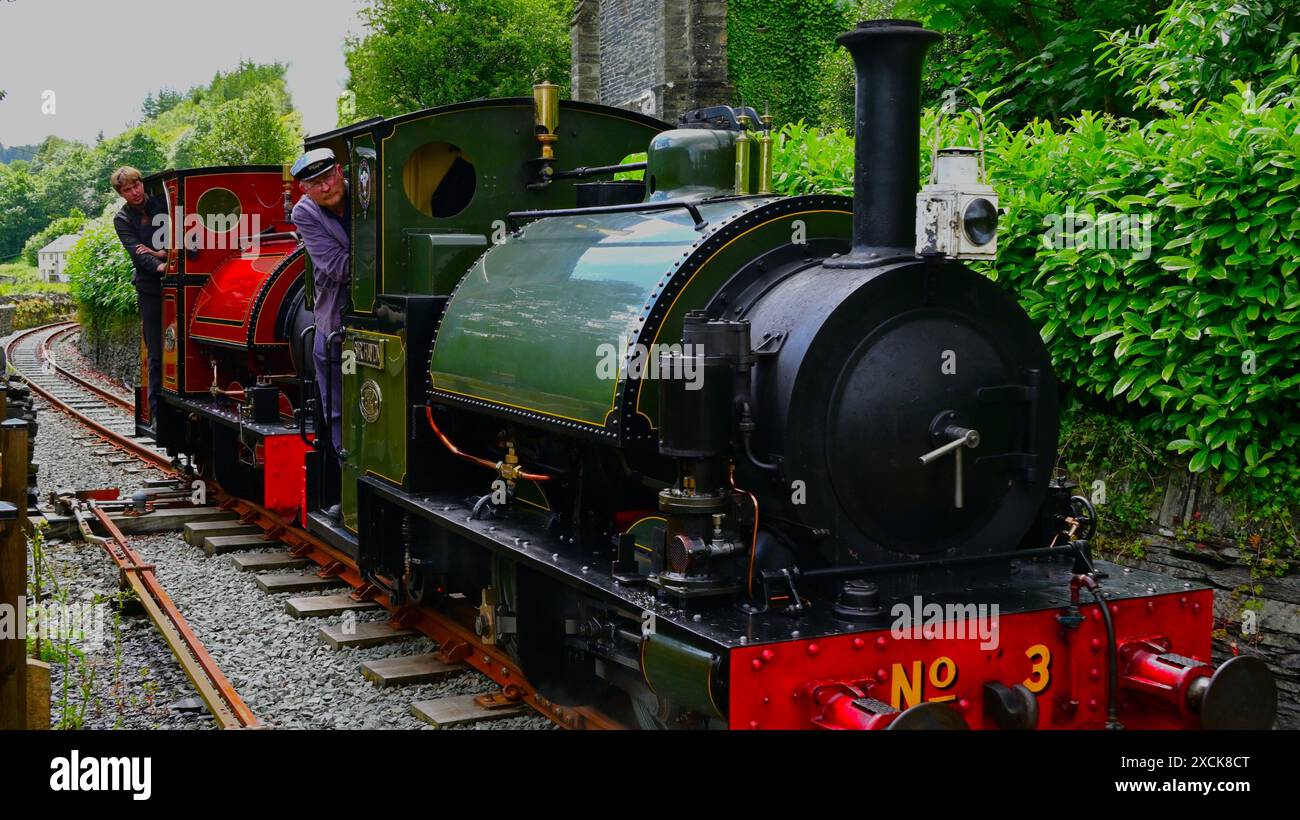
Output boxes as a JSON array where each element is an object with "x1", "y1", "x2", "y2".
[{"x1": 824, "y1": 19, "x2": 941, "y2": 268}]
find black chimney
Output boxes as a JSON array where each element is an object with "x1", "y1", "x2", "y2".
[{"x1": 824, "y1": 19, "x2": 941, "y2": 268}]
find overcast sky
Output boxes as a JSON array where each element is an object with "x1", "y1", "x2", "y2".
[{"x1": 0, "y1": 0, "x2": 366, "y2": 147}]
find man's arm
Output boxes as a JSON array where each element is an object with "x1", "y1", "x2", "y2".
[
  {"x1": 293, "y1": 204, "x2": 350, "y2": 284},
  {"x1": 113, "y1": 215, "x2": 164, "y2": 273}
]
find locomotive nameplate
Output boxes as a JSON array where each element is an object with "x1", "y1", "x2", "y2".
[{"x1": 354, "y1": 338, "x2": 384, "y2": 369}]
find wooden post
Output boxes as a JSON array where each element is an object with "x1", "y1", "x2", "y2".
[
  {"x1": 26, "y1": 658, "x2": 49, "y2": 730},
  {"x1": 0, "y1": 417, "x2": 29, "y2": 729}
]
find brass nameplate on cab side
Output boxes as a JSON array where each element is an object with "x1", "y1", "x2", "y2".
[{"x1": 354, "y1": 338, "x2": 384, "y2": 369}]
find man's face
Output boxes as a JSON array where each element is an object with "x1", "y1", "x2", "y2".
[
  {"x1": 301, "y1": 164, "x2": 345, "y2": 210},
  {"x1": 118, "y1": 178, "x2": 147, "y2": 208}
]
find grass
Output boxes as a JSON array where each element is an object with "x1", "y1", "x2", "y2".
[{"x1": 0, "y1": 261, "x2": 72, "y2": 296}]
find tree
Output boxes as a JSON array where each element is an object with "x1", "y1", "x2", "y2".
[
  {"x1": 171, "y1": 87, "x2": 302, "y2": 168},
  {"x1": 341, "y1": 0, "x2": 572, "y2": 121},
  {"x1": 31, "y1": 140, "x2": 100, "y2": 220},
  {"x1": 199, "y1": 61, "x2": 293, "y2": 110},
  {"x1": 0, "y1": 166, "x2": 45, "y2": 262},
  {"x1": 0, "y1": 143, "x2": 39, "y2": 165},
  {"x1": 94, "y1": 128, "x2": 167, "y2": 184},
  {"x1": 896, "y1": 0, "x2": 1166, "y2": 125},
  {"x1": 1098, "y1": 0, "x2": 1300, "y2": 117},
  {"x1": 143, "y1": 87, "x2": 186, "y2": 120}
]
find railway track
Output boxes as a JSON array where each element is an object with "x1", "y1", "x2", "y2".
[
  {"x1": 7, "y1": 321, "x2": 621, "y2": 730},
  {"x1": 8, "y1": 321, "x2": 258, "y2": 728}
]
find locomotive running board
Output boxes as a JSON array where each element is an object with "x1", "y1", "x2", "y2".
[{"x1": 356, "y1": 475, "x2": 1209, "y2": 653}]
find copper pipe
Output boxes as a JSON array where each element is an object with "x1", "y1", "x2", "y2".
[
  {"x1": 729, "y1": 463, "x2": 759, "y2": 597},
  {"x1": 424, "y1": 405, "x2": 551, "y2": 480}
]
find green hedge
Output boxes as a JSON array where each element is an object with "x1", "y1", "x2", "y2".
[
  {"x1": 64, "y1": 219, "x2": 138, "y2": 322},
  {"x1": 772, "y1": 73, "x2": 1300, "y2": 492}
]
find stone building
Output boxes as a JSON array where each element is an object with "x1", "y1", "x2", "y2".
[{"x1": 571, "y1": 0, "x2": 732, "y2": 124}]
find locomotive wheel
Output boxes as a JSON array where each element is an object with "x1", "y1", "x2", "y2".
[{"x1": 404, "y1": 565, "x2": 441, "y2": 608}]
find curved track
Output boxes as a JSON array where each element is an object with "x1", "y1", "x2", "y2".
[
  {"x1": 7, "y1": 322, "x2": 622, "y2": 730},
  {"x1": 7, "y1": 322, "x2": 258, "y2": 728}
]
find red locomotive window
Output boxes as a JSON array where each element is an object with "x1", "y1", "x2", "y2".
[{"x1": 195, "y1": 187, "x2": 243, "y2": 236}]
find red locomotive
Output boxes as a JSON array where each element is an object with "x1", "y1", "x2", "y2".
[{"x1": 137, "y1": 165, "x2": 313, "y2": 520}]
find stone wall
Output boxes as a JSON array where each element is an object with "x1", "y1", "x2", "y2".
[
  {"x1": 571, "y1": 0, "x2": 732, "y2": 123},
  {"x1": 1100, "y1": 470, "x2": 1300, "y2": 728},
  {"x1": 76, "y1": 314, "x2": 140, "y2": 387},
  {"x1": 0, "y1": 293, "x2": 76, "y2": 336}
]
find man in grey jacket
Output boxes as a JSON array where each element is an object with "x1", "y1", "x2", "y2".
[{"x1": 290, "y1": 148, "x2": 350, "y2": 465}]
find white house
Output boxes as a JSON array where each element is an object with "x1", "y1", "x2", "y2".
[{"x1": 38, "y1": 234, "x2": 80, "y2": 283}]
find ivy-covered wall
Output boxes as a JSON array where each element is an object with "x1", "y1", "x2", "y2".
[{"x1": 726, "y1": 0, "x2": 853, "y2": 124}]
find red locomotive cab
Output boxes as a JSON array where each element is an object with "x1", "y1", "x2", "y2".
[
  {"x1": 172, "y1": 167, "x2": 307, "y2": 397},
  {"x1": 144, "y1": 165, "x2": 315, "y2": 522}
]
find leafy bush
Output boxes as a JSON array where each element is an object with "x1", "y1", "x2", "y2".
[
  {"x1": 981, "y1": 76, "x2": 1300, "y2": 486},
  {"x1": 65, "y1": 220, "x2": 137, "y2": 321},
  {"x1": 615, "y1": 153, "x2": 646, "y2": 181},
  {"x1": 772, "y1": 72, "x2": 1300, "y2": 489},
  {"x1": 1098, "y1": 0, "x2": 1300, "y2": 117},
  {"x1": 770, "y1": 121, "x2": 852, "y2": 196},
  {"x1": 11, "y1": 294, "x2": 75, "y2": 330}
]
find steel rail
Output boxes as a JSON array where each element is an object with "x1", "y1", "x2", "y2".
[
  {"x1": 9, "y1": 321, "x2": 625, "y2": 730},
  {"x1": 40, "y1": 324, "x2": 135, "y2": 411},
  {"x1": 211, "y1": 489, "x2": 624, "y2": 731},
  {"x1": 6, "y1": 323, "x2": 176, "y2": 472},
  {"x1": 75, "y1": 503, "x2": 259, "y2": 728},
  {"x1": 10, "y1": 322, "x2": 258, "y2": 727}
]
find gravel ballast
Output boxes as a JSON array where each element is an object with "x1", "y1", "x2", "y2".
[{"x1": 24, "y1": 329, "x2": 552, "y2": 730}]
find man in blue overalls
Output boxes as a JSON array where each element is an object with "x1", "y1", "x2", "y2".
[{"x1": 290, "y1": 148, "x2": 350, "y2": 520}]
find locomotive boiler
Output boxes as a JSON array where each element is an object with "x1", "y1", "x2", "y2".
[{"x1": 145, "y1": 18, "x2": 1278, "y2": 729}]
